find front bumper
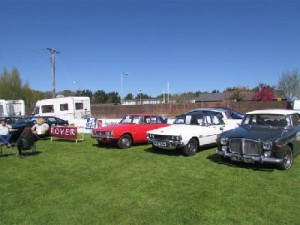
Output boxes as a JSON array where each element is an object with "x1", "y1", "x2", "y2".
[
  {"x1": 91, "y1": 134, "x2": 116, "y2": 143},
  {"x1": 149, "y1": 139, "x2": 185, "y2": 150},
  {"x1": 216, "y1": 150, "x2": 284, "y2": 164}
]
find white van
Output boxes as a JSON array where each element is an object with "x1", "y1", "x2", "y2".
[
  {"x1": 32, "y1": 97, "x2": 91, "y2": 125},
  {"x1": 0, "y1": 99, "x2": 25, "y2": 116}
]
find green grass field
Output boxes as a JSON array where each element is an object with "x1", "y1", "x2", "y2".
[{"x1": 0, "y1": 136, "x2": 299, "y2": 225}]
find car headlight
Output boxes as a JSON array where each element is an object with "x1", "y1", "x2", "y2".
[
  {"x1": 220, "y1": 138, "x2": 229, "y2": 145},
  {"x1": 264, "y1": 151, "x2": 271, "y2": 157},
  {"x1": 147, "y1": 133, "x2": 154, "y2": 139},
  {"x1": 170, "y1": 135, "x2": 182, "y2": 141},
  {"x1": 105, "y1": 131, "x2": 113, "y2": 137},
  {"x1": 262, "y1": 141, "x2": 272, "y2": 150}
]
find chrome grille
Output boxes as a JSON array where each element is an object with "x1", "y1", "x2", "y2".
[
  {"x1": 229, "y1": 139, "x2": 261, "y2": 156},
  {"x1": 229, "y1": 139, "x2": 242, "y2": 154},
  {"x1": 153, "y1": 135, "x2": 171, "y2": 141},
  {"x1": 96, "y1": 131, "x2": 106, "y2": 136}
]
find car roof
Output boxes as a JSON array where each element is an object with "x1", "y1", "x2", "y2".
[
  {"x1": 187, "y1": 108, "x2": 227, "y2": 113},
  {"x1": 124, "y1": 114, "x2": 162, "y2": 117},
  {"x1": 246, "y1": 109, "x2": 298, "y2": 115}
]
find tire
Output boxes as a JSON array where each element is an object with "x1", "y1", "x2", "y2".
[
  {"x1": 182, "y1": 138, "x2": 198, "y2": 156},
  {"x1": 279, "y1": 146, "x2": 293, "y2": 170},
  {"x1": 117, "y1": 134, "x2": 132, "y2": 149}
]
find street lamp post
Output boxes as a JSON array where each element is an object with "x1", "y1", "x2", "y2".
[
  {"x1": 139, "y1": 89, "x2": 142, "y2": 105},
  {"x1": 120, "y1": 72, "x2": 128, "y2": 104}
]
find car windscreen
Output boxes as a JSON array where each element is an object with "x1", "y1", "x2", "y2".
[{"x1": 242, "y1": 114, "x2": 289, "y2": 127}]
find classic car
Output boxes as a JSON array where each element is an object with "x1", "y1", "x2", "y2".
[
  {"x1": 186, "y1": 107, "x2": 243, "y2": 130},
  {"x1": 0, "y1": 116, "x2": 21, "y2": 125},
  {"x1": 216, "y1": 109, "x2": 300, "y2": 170},
  {"x1": 147, "y1": 111, "x2": 236, "y2": 156},
  {"x1": 10, "y1": 116, "x2": 69, "y2": 141},
  {"x1": 91, "y1": 114, "x2": 170, "y2": 149}
]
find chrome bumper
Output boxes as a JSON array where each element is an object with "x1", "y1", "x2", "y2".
[
  {"x1": 149, "y1": 139, "x2": 184, "y2": 150},
  {"x1": 91, "y1": 134, "x2": 115, "y2": 141},
  {"x1": 216, "y1": 150, "x2": 284, "y2": 164}
]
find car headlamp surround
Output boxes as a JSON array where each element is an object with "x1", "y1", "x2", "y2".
[
  {"x1": 262, "y1": 141, "x2": 273, "y2": 150},
  {"x1": 220, "y1": 137, "x2": 229, "y2": 145}
]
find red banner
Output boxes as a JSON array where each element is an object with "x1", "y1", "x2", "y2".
[{"x1": 50, "y1": 126, "x2": 77, "y2": 139}]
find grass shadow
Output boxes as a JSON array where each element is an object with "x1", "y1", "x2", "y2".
[
  {"x1": 144, "y1": 146, "x2": 182, "y2": 157},
  {"x1": 207, "y1": 153, "x2": 275, "y2": 171},
  {"x1": 0, "y1": 152, "x2": 16, "y2": 157},
  {"x1": 18, "y1": 151, "x2": 42, "y2": 158}
]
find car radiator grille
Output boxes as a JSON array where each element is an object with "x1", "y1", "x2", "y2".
[
  {"x1": 229, "y1": 139, "x2": 261, "y2": 156},
  {"x1": 153, "y1": 135, "x2": 171, "y2": 141},
  {"x1": 96, "y1": 131, "x2": 106, "y2": 136}
]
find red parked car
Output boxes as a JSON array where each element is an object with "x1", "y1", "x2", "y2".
[{"x1": 91, "y1": 114, "x2": 170, "y2": 149}]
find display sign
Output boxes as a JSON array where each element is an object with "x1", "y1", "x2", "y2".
[{"x1": 50, "y1": 126, "x2": 77, "y2": 139}]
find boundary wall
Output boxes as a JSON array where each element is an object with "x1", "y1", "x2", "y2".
[{"x1": 91, "y1": 101, "x2": 288, "y2": 119}]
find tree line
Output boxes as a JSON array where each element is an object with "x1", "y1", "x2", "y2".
[{"x1": 1, "y1": 67, "x2": 300, "y2": 109}]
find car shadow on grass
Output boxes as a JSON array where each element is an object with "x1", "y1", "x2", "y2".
[
  {"x1": 144, "y1": 147, "x2": 182, "y2": 157},
  {"x1": 207, "y1": 153, "x2": 276, "y2": 171}
]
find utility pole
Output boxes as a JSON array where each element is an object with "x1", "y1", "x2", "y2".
[
  {"x1": 47, "y1": 48, "x2": 60, "y2": 98},
  {"x1": 120, "y1": 72, "x2": 128, "y2": 104}
]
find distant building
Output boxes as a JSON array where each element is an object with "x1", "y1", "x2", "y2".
[
  {"x1": 194, "y1": 91, "x2": 286, "y2": 103},
  {"x1": 122, "y1": 98, "x2": 176, "y2": 105}
]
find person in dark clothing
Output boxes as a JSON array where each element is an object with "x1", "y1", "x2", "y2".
[{"x1": 16, "y1": 126, "x2": 38, "y2": 156}]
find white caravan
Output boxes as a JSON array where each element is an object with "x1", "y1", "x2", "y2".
[
  {"x1": 33, "y1": 97, "x2": 91, "y2": 125},
  {"x1": 0, "y1": 99, "x2": 25, "y2": 116}
]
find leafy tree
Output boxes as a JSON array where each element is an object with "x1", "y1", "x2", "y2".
[
  {"x1": 60, "y1": 90, "x2": 76, "y2": 97},
  {"x1": 135, "y1": 93, "x2": 151, "y2": 100},
  {"x1": 251, "y1": 83, "x2": 275, "y2": 101},
  {"x1": 0, "y1": 67, "x2": 24, "y2": 99},
  {"x1": 93, "y1": 90, "x2": 107, "y2": 103},
  {"x1": 224, "y1": 86, "x2": 248, "y2": 102},
  {"x1": 75, "y1": 89, "x2": 93, "y2": 99},
  {"x1": 107, "y1": 91, "x2": 120, "y2": 104},
  {"x1": 124, "y1": 93, "x2": 134, "y2": 100},
  {"x1": 278, "y1": 69, "x2": 300, "y2": 101}
]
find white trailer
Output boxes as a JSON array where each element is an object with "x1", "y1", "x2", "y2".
[
  {"x1": 32, "y1": 96, "x2": 91, "y2": 125},
  {"x1": 0, "y1": 99, "x2": 25, "y2": 116}
]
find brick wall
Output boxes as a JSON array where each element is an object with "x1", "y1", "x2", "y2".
[{"x1": 91, "y1": 101, "x2": 288, "y2": 118}]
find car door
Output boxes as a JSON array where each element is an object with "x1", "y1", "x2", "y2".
[{"x1": 200, "y1": 114, "x2": 224, "y2": 145}]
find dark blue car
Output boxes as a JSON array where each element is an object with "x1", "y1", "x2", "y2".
[{"x1": 10, "y1": 116, "x2": 68, "y2": 141}]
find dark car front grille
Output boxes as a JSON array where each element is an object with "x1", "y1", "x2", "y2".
[
  {"x1": 229, "y1": 139, "x2": 261, "y2": 156},
  {"x1": 153, "y1": 135, "x2": 171, "y2": 141}
]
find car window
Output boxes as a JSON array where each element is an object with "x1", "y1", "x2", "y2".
[
  {"x1": 120, "y1": 115, "x2": 142, "y2": 124},
  {"x1": 243, "y1": 114, "x2": 289, "y2": 127}
]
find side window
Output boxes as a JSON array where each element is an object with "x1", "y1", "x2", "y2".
[
  {"x1": 144, "y1": 117, "x2": 150, "y2": 124},
  {"x1": 41, "y1": 105, "x2": 54, "y2": 113},
  {"x1": 291, "y1": 114, "x2": 299, "y2": 126},
  {"x1": 60, "y1": 104, "x2": 69, "y2": 111},
  {"x1": 153, "y1": 117, "x2": 163, "y2": 124},
  {"x1": 75, "y1": 103, "x2": 83, "y2": 110}
]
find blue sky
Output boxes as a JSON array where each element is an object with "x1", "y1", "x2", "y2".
[{"x1": 1, "y1": 0, "x2": 300, "y2": 97}]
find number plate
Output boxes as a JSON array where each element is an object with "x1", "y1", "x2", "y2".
[{"x1": 154, "y1": 141, "x2": 167, "y2": 147}]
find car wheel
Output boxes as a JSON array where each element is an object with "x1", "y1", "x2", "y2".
[
  {"x1": 117, "y1": 134, "x2": 132, "y2": 149},
  {"x1": 279, "y1": 146, "x2": 293, "y2": 170},
  {"x1": 182, "y1": 138, "x2": 198, "y2": 156}
]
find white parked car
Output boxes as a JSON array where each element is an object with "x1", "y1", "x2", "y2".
[
  {"x1": 147, "y1": 111, "x2": 237, "y2": 156},
  {"x1": 186, "y1": 107, "x2": 244, "y2": 130}
]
